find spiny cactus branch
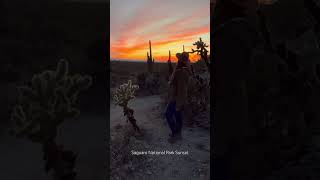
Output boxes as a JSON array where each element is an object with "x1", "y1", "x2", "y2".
[
  {"x1": 10, "y1": 59, "x2": 92, "y2": 180},
  {"x1": 113, "y1": 80, "x2": 141, "y2": 132},
  {"x1": 192, "y1": 38, "x2": 210, "y2": 72}
]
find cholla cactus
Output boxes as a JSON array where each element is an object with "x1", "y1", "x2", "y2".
[
  {"x1": 113, "y1": 80, "x2": 141, "y2": 133},
  {"x1": 192, "y1": 38, "x2": 210, "y2": 72},
  {"x1": 113, "y1": 80, "x2": 139, "y2": 107},
  {"x1": 10, "y1": 59, "x2": 92, "y2": 180},
  {"x1": 11, "y1": 59, "x2": 92, "y2": 142}
]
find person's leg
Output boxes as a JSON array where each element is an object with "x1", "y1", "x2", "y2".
[
  {"x1": 175, "y1": 109, "x2": 183, "y2": 138},
  {"x1": 165, "y1": 101, "x2": 176, "y2": 136}
]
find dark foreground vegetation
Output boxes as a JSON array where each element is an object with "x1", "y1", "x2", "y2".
[
  {"x1": 0, "y1": 1, "x2": 108, "y2": 180},
  {"x1": 213, "y1": 0, "x2": 320, "y2": 179}
]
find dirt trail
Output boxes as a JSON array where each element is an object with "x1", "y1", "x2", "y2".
[{"x1": 110, "y1": 95, "x2": 210, "y2": 180}]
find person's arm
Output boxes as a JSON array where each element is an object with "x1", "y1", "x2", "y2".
[{"x1": 168, "y1": 68, "x2": 178, "y2": 86}]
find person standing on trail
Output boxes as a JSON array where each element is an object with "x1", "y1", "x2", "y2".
[{"x1": 165, "y1": 52, "x2": 191, "y2": 144}]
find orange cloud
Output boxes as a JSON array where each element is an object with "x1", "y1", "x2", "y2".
[
  {"x1": 110, "y1": 1, "x2": 210, "y2": 62},
  {"x1": 111, "y1": 35, "x2": 209, "y2": 62}
]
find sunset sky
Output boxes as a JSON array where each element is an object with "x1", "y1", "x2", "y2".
[{"x1": 110, "y1": 0, "x2": 210, "y2": 62}]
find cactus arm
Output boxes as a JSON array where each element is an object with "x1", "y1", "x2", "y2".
[{"x1": 11, "y1": 59, "x2": 92, "y2": 142}]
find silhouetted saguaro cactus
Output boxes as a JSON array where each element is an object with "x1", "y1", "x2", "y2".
[
  {"x1": 11, "y1": 59, "x2": 92, "y2": 180},
  {"x1": 168, "y1": 50, "x2": 173, "y2": 76},
  {"x1": 147, "y1": 40, "x2": 154, "y2": 73}
]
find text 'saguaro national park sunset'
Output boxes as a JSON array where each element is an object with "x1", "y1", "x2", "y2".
[{"x1": 110, "y1": 0, "x2": 210, "y2": 62}]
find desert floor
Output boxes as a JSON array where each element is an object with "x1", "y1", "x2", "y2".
[{"x1": 110, "y1": 95, "x2": 211, "y2": 180}]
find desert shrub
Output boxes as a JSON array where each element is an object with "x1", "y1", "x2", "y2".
[
  {"x1": 136, "y1": 73, "x2": 146, "y2": 89},
  {"x1": 136, "y1": 72, "x2": 167, "y2": 95},
  {"x1": 192, "y1": 59, "x2": 208, "y2": 73},
  {"x1": 186, "y1": 71, "x2": 210, "y2": 128}
]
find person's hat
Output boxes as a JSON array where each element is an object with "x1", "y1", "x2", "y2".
[{"x1": 176, "y1": 52, "x2": 189, "y2": 62}]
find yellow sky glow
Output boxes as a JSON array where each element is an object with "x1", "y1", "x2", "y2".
[{"x1": 110, "y1": 0, "x2": 210, "y2": 62}]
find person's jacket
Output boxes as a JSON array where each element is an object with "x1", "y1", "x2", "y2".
[{"x1": 168, "y1": 67, "x2": 190, "y2": 110}]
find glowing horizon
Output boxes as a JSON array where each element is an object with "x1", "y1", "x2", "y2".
[{"x1": 110, "y1": 0, "x2": 210, "y2": 62}]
